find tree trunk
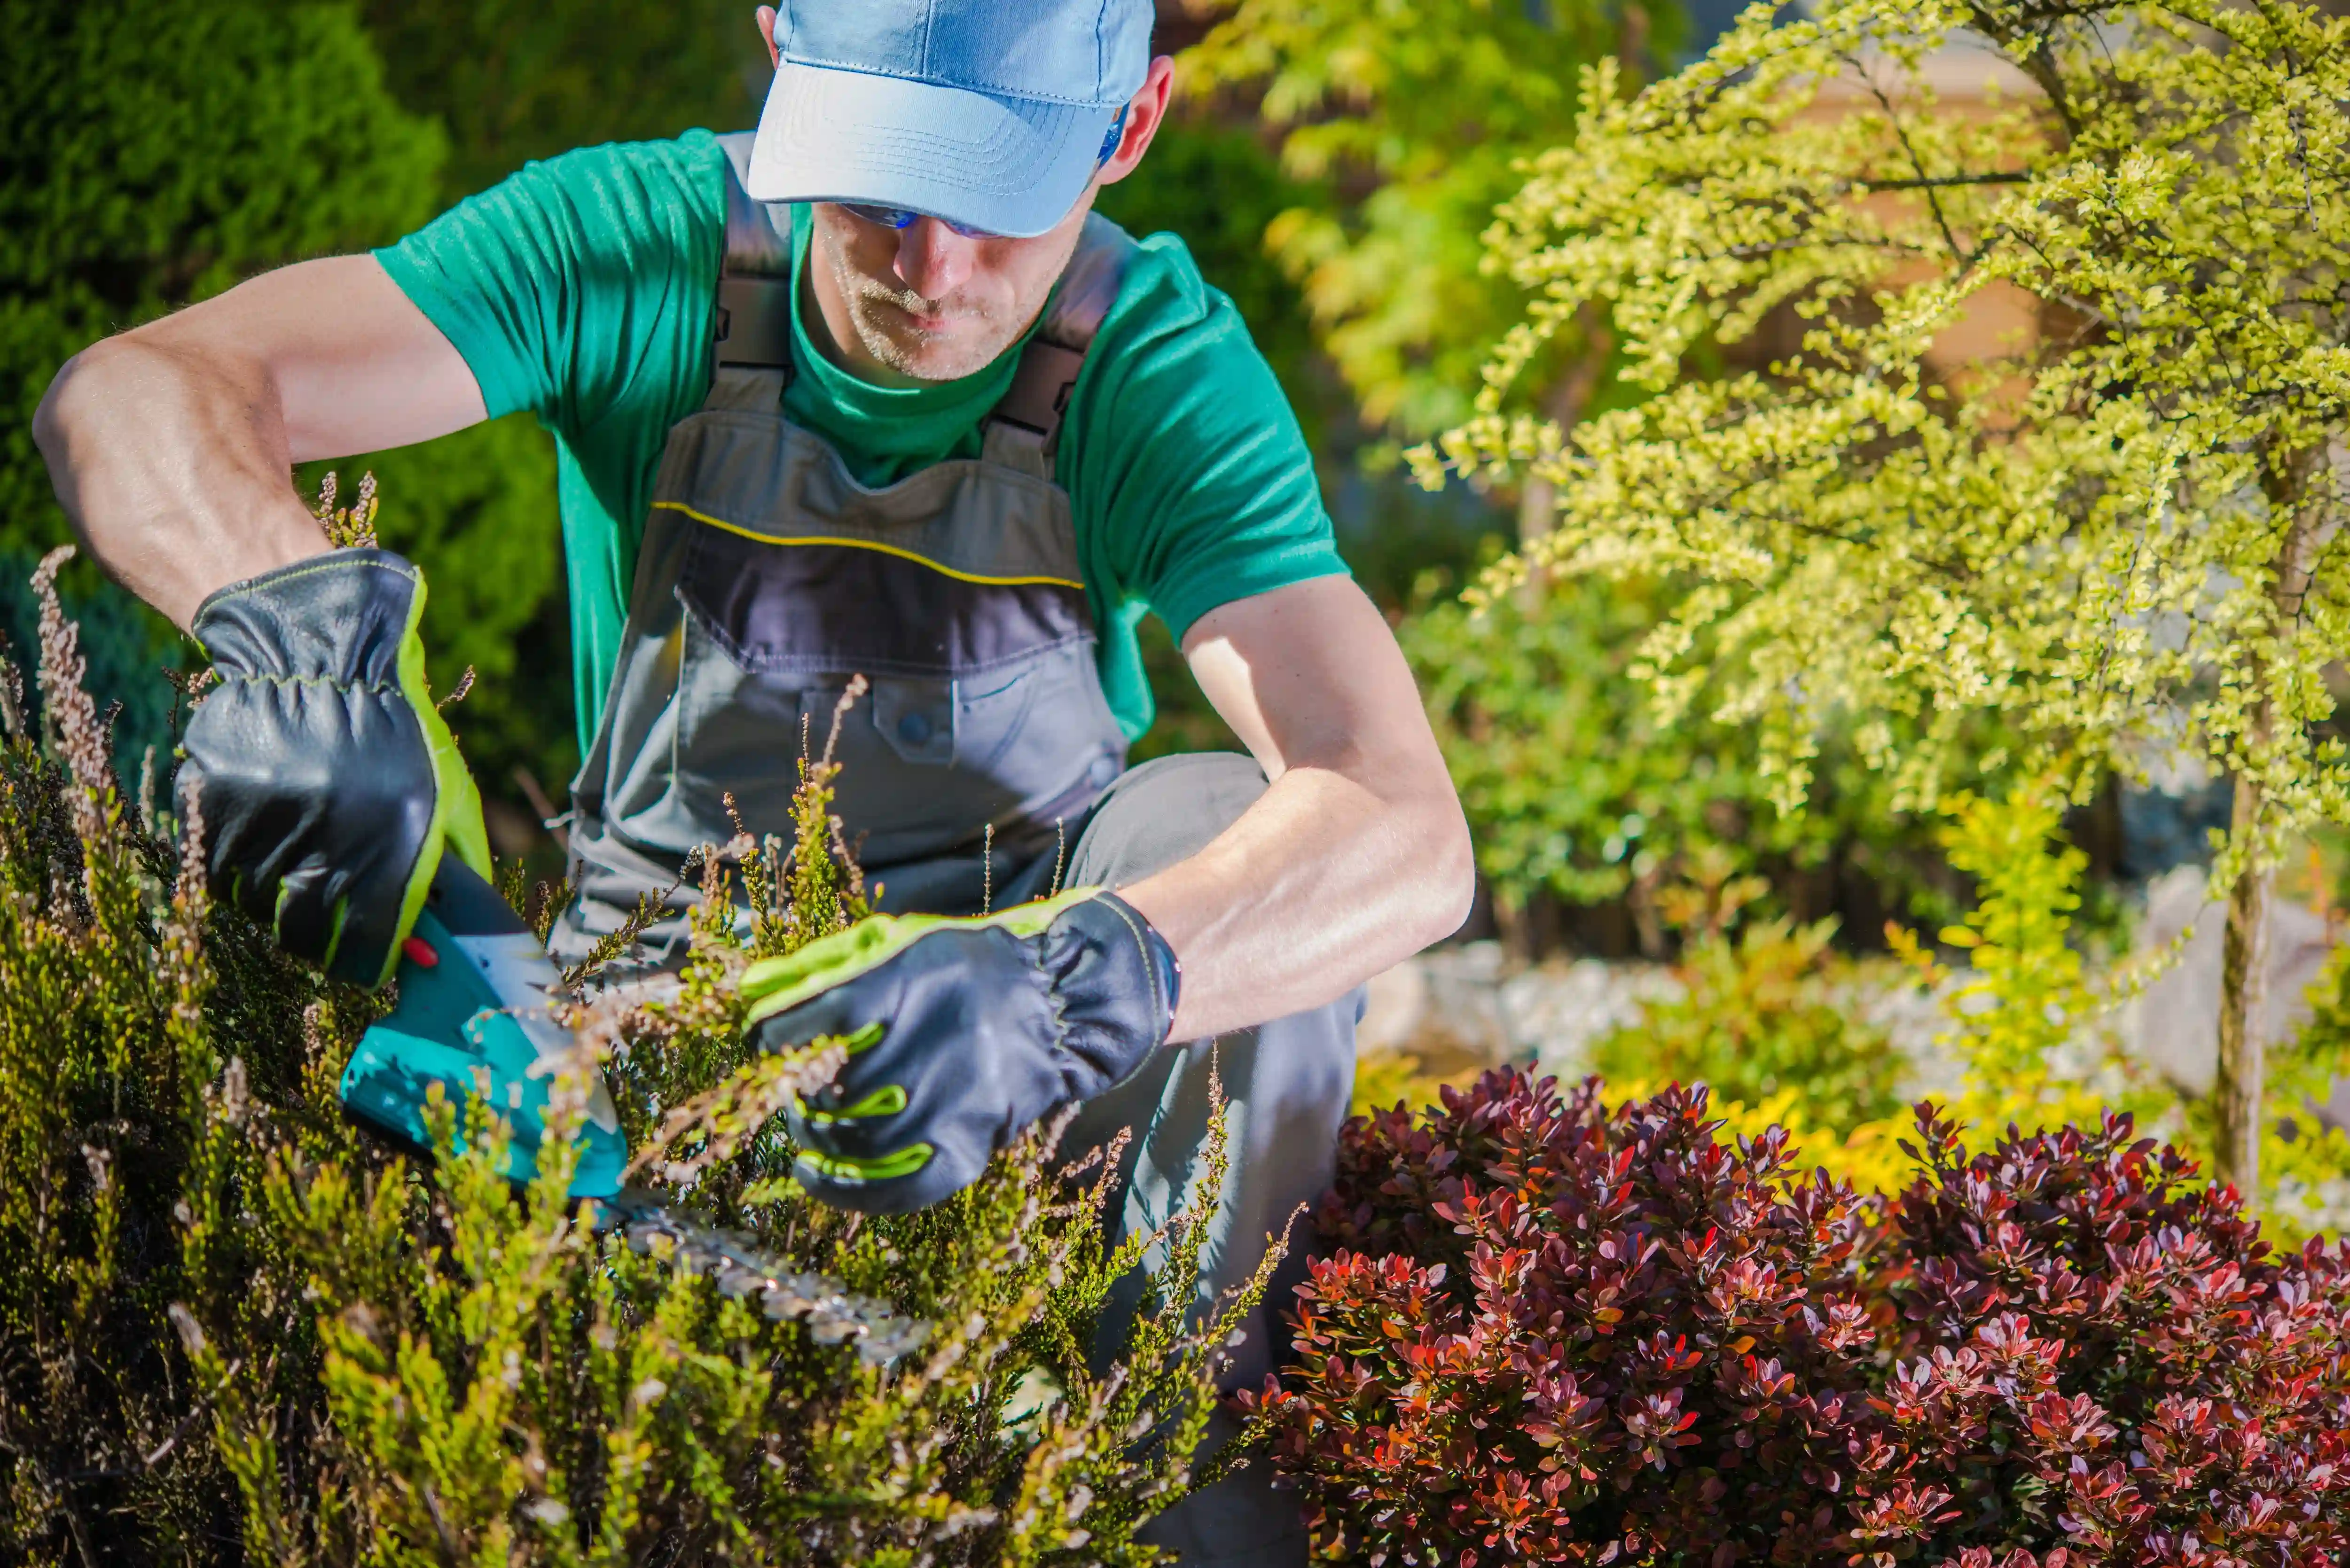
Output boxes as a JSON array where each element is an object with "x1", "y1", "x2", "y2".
[
  {"x1": 2213, "y1": 774, "x2": 2270, "y2": 1196},
  {"x1": 2217, "y1": 438, "x2": 2342, "y2": 1196},
  {"x1": 1517, "y1": 475, "x2": 1559, "y2": 551}
]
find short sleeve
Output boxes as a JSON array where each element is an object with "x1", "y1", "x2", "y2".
[
  {"x1": 1059, "y1": 233, "x2": 1349, "y2": 644},
  {"x1": 374, "y1": 136, "x2": 726, "y2": 442}
]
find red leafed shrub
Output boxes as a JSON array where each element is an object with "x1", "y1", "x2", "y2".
[
  {"x1": 1244, "y1": 1069, "x2": 2350, "y2": 1568},
  {"x1": 1876, "y1": 1107, "x2": 2350, "y2": 1568},
  {"x1": 1238, "y1": 1070, "x2": 1889, "y2": 1566}
]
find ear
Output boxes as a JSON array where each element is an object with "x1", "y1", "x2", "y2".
[
  {"x1": 1095, "y1": 56, "x2": 1176, "y2": 188},
  {"x1": 756, "y1": 6, "x2": 781, "y2": 68}
]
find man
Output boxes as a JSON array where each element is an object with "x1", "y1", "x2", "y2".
[{"x1": 34, "y1": 1, "x2": 1473, "y2": 1558}]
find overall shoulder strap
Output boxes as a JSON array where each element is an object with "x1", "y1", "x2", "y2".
[
  {"x1": 984, "y1": 213, "x2": 1139, "y2": 473},
  {"x1": 703, "y1": 135, "x2": 1137, "y2": 444},
  {"x1": 711, "y1": 132, "x2": 794, "y2": 383}
]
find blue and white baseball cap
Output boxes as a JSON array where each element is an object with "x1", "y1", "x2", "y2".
[{"x1": 746, "y1": 0, "x2": 1155, "y2": 239}]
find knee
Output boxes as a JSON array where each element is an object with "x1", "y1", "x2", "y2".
[
  {"x1": 1066, "y1": 752, "x2": 1269, "y2": 889},
  {"x1": 1247, "y1": 985, "x2": 1361, "y2": 1134}
]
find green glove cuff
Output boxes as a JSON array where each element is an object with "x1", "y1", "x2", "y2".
[
  {"x1": 741, "y1": 885, "x2": 1102, "y2": 1030},
  {"x1": 381, "y1": 574, "x2": 491, "y2": 988}
]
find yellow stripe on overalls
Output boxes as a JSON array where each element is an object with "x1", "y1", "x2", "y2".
[{"x1": 651, "y1": 500, "x2": 1086, "y2": 591}]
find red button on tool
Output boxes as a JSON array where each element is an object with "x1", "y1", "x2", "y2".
[{"x1": 402, "y1": 936, "x2": 439, "y2": 969}]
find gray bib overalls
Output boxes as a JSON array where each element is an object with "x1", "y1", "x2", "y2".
[
  {"x1": 551, "y1": 137, "x2": 1131, "y2": 963},
  {"x1": 551, "y1": 135, "x2": 1354, "y2": 1565}
]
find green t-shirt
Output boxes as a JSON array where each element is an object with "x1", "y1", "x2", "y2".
[{"x1": 375, "y1": 130, "x2": 1347, "y2": 756}]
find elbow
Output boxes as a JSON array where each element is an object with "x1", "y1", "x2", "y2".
[
  {"x1": 32, "y1": 338, "x2": 128, "y2": 482},
  {"x1": 34, "y1": 335, "x2": 181, "y2": 548},
  {"x1": 32, "y1": 347, "x2": 108, "y2": 540},
  {"x1": 31, "y1": 352, "x2": 83, "y2": 472},
  {"x1": 1410, "y1": 789, "x2": 1478, "y2": 952}
]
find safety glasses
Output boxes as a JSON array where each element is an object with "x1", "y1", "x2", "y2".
[
  {"x1": 839, "y1": 203, "x2": 1001, "y2": 238},
  {"x1": 841, "y1": 106, "x2": 1130, "y2": 240}
]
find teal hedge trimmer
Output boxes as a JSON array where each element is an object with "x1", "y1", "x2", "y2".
[
  {"x1": 178, "y1": 547, "x2": 921, "y2": 1357},
  {"x1": 339, "y1": 858, "x2": 629, "y2": 1197},
  {"x1": 337, "y1": 859, "x2": 925, "y2": 1364}
]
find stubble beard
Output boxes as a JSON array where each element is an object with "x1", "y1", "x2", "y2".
[{"x1": 834, "y1": 262, "x2": 1013, "y2": 382}]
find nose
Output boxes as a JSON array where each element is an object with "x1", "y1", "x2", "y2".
[{"x1": 892, "y1": 219, "x2": 976, "y2": 302}]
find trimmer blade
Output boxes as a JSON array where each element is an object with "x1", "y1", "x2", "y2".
[{"x1": 594, "y1": 1188, "x2": 930, "y2": 1366}]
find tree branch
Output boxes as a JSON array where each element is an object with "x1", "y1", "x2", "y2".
[{"x1": 1858, "y1": 172, "x2": 2034, "y2": 190}]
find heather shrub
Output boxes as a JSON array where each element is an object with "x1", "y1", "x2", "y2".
[
  {"x1": 0, "y1": 543, "x2": 1258, "y2": 1564},
  {"x1": 1250, "y1": 1069, "x2": 2350, "y2": 1567}
]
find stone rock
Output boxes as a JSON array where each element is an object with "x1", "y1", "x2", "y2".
[
  {"x1": 1514, "y1": 959, "x2": 1680, "y2": 1084},
  {"x1": 1355, "y1": 943, "x2": 1678, "y2": 1075}
]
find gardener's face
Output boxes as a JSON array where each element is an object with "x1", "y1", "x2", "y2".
[
  {"x1": 805, "y1": 200, "x2": 1094, "y2": 383},
  {"x1": 754, "y1": 8, "x2": 1173, "y2": 384}
]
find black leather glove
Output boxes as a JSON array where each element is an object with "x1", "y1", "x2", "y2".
[
  {"x1": 741, "y1": 888, "x2": 1182, "y2": 1214},
  {"x1": 178, "y1": 548, "x2": 489, "y2": 987}
]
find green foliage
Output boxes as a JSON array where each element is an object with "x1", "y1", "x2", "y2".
[
  {"x1": 1184, "y1": 0, "x2": 1677, "y2": 439},
  {"x1": 1927, "y1": 792, "x2": 2104, "y2": 1097},
  {"x1": 1891, "y1": 789, "x2": 2155, "y2": 1140},
  {"x1": 1424, "y1": 0, "x2": 2350, "y2": 876},
  {"x1": 1589, "y1": 858, "x2": 1908, "y2": 1134},
  {"x1": 0, "y1": 554, "x2": 1255, "y2": 1563},
  {"x1": 1409, "y1": 573, "x2": 1709, "y2": 907},
  {"x1": 0, "y1": 0, "x2": 446, "y2": 545},
  {"x1": 1407, "y1": 566, "x2": 1989, "y2": 931},
  {"x1": 358, "y1": 0, "x2": 766, "y2": 203}
]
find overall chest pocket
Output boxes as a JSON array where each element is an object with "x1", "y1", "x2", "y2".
[
  {"x1": 666, "y1": 522, "x2": 1122, "y2": 866},
  {"x1": 674, "y1": 519, "x2": 1091, "y2": 679}
]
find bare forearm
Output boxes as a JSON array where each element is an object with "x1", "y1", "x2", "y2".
[
  {"x1": 1120, "y1": 763, "x2": 1472, "y2": 1042},
  {"x1": 36, "y1": 333, "x2": 330, "y2": 627},
  {"x1": 31, "y1": 255, "x2": 486, "y2": 629}
]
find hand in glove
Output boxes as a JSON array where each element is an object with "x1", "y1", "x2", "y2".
[
  {"x1": 178, "y1": 548, "x2": 489, "y2": 987},
  {"x1": 741, "y1": 887, "x2": 1181, "y2": 1213}
]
